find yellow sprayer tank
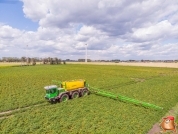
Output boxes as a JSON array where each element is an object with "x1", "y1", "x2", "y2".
[{"x1": 62, "y1": 79, "x2": 85, "y2": 91}]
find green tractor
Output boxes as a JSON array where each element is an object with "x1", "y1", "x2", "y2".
[{"x1": 44, "y1": 80, "x2": 89, "y2": 103}]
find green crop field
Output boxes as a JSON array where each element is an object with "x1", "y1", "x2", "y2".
[{"x1": 0, "y1": 64, "x2": 178, "y2": 134}]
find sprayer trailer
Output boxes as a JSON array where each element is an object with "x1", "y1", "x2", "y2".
[{"x1": 44, "y1": 79, "x2": 89, "y2": 103}]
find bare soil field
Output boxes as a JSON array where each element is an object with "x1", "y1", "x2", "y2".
[
  {"x1": 67, "y1": 62, "x2": 178, "y2": 68},
  {"x1": 0, "y1": 62, "x2": 41, "y2": 66},
  {"x1": 0, "y1": 62, "x2": 21, "y2": 66},
  {"x1": 0, "y1": 62, "x2": 178, "y2": 68}
]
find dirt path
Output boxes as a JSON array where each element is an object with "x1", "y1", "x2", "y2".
[{"x1": 147, "y1": 103, "x2": 178, "y2": 134}]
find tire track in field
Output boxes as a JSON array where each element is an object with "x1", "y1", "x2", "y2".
[
  {"x1": 108, "y1": 70, "x2": 176, "y2": 90},
  {"x1": 98, "y1": 75, "x2": 162, "y2": 90},
  {"x1": 0, "y1": 102, "x2": 48, "y2": 120}
]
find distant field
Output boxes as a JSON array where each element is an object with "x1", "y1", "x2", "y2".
[
  {"x1": 0, "y1": 62, "x2": 41, "y2": 67},
  {"x1": 0, "y1": 64, "x2": 178, "y2": 133},
  {"x1": 1, "y1": 61, "x2": 178, "y2": 68},
  {"x1": 0, "y1": 62, "x2": 21, "y2": 66},
  {"x1": 67, "y1": 61, "x2": 178, "y2": 68}
]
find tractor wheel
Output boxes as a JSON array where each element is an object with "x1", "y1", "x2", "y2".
[
  {"x1": 60, "y1": 94, "x2": 69, "y2": 102},
  {"x1": 81, "y1": 89, "x2": 89, "y2": 97},
  {"x1": 50, "y1": 99, "x2": 57, "y2": 104},
  {"x1": 71, "y1": 91, "x2": 79, "y2": 99}
]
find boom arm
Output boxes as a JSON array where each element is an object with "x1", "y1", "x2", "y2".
[{"x1": 89, "y1": 86, "x2": 163, "y2": 110}]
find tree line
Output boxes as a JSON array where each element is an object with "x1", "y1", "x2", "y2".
[{"x1": 0, "y1": 57, "x2": 65, "y2": 65}]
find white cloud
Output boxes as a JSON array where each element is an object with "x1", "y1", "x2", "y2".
[
  {"x1": 131, "y1": 20, "x2": 175, "y2": 42},
  {"x1": 0, "y1": 25, "x2": 23, "y2": 39},
  {"x1": 169, "y1": 12, "x2": 178, "y2": 25},
  {"x1": 0, "y1": 0, "x2": 178, "y2": 60},
  {"x1": 21, "y1": 0, "x2": 49, "y2": 21}
]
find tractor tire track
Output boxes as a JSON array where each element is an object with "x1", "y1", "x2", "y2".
[
  {"x1": 0, "y1": 102, "x2": 47, "y2": 120},
  {"x1": 98, "y1": 75, "x2": 162, "y2": 90}
]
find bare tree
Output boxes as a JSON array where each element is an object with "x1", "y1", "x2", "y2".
[
  {"x1": 31, "y1": 58, "x2": 36, "y2": 65},
  {"x1": 26, "y1": 57, "x2": 31, "y2": 65},
  {"x1": 41, "y1": 57, "x2": 63, "y2": 65}
]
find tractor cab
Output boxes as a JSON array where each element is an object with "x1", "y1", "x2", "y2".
[{"x1": 44, "y1": 85, "x2": 58, "y2": 100}]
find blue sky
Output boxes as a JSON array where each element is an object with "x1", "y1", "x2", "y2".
[
  {"x1": 0, "y1": 0, "x2": 38, "y2": 31},
  {"x1": 0, "y1": 0, "x2": 178, "y2": 60}
]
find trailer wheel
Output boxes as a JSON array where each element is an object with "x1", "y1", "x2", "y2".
[
  {"x1": 81, "y1": 89, "x2": 89, "y2": 97},
  {"x1": 71, "y1": 91, "x2": 79, "y2": 99},
  {"x1": 60, "y1": 94, "x2": 69, "y2": 102}
]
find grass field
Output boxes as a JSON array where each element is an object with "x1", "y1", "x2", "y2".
[{"x1": 0, "y1": 64, "x2": 178, "y2": 133}]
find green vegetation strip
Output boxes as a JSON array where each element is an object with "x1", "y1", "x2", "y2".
[{"x1": 90, "y1": 87, "x2": 163, "y2": 110}]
